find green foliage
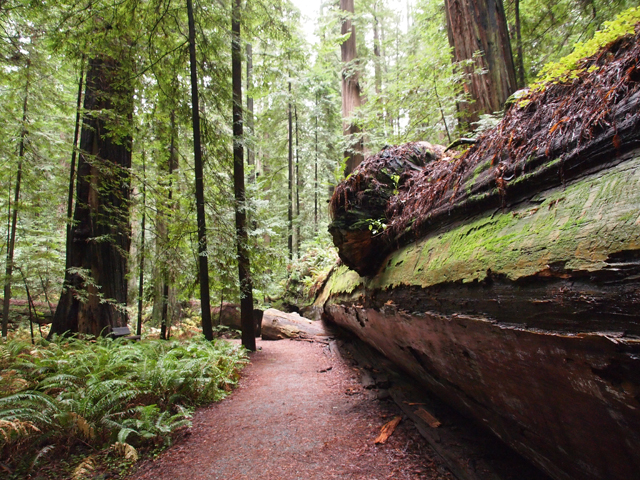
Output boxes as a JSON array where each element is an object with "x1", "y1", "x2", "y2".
[
  {"x1": 280, "y1": 235, "x2": 338, "y2": 309},
  {"x1": 0, "y1": 335, "x2": 247, "y2": 477},
  {"x1": 537, "y1": 6, "x2": 640, "y2": 83}
]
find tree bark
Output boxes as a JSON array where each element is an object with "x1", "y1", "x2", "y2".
[
  {"x1": 49, "y1": 56, "x2": 132, "y2": 338},
  {"x1": 340, "y1": 0, "x2": 364, "y2": 176},
  {"x1": 246, "y1": 43, "x2": 255, "y2": 183},
  {"x1": 261, "y1": 309, "x2": 327, "y2": 341},
  {"x1": 136, "y1": 153, "x2": 146, "y2": 337},
  {"x1": 444, "y1": 0, "x2": 517, "y2": 124},
  {"x1": 314, "y1": 92, "x2": 319, "y2": 234},
  {"x1": 373, "y1": 7, "x2": 382, "y2": 96},
  {"x1": 294, "y1": 105, "x2": 300, "y2": 256},
  {"x1": 65, "y1": 57, "x2": 85, "y2": 268},
  {"x1": 514, "y1": 0, "x2": 525, "y2": 89},
  {"x1": 2, "y1": 64, "x2": 29, "y2": 339},
  {"x1": 187, "y1": 0, "x2": 214, "y2": 340},
  {"x1": 288, "y1": 82, "x2": 293, "y2": 261},
  {"x1": 232, "y1": 0, "x2": 256, "y2": 351}
]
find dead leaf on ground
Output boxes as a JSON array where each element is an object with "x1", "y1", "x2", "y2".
[
  {"x1": 375, "y1": 416, "x2": 402, "y2": 444},
  {"x1": 415, "y1": 408, "x2": 442, "y2": 428}
]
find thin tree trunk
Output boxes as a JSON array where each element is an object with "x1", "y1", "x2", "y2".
[
  {"x1": 65, "y1": 56, "x2": 85, "y2": 269},
  {"x1": 187, "y1": 0, "x2": 213, "y2": 340},
  {"x1": 2, "y1": 66, "x2": 29, "y2": 338},
  {"x1": 38, "y1": 273, "x2": 54, "y2": 318},
  {"x1": 340, "y1": 0, "x2": 364, "y2": 176},
  {"x1": 444, "y1": 0, "x2": 517, "y2": 124},
  {"x1": 515, "y1": 0, "x2": 525, "y2": 89},
  {"x1": 136, "y1": 153, "x2": 146, "y2": 338},
  {"x1": 314, "y1": 93, "x2": 319, "y2": 234},
  {"x1": 160, "y1": 283, "x2": 169, "y2": 339},
  {"x1": 159, "y1": 111, "x2": 177, "y2": 340},
  {"x1": 288, "y1": 82, "x2": 293, "y2": 261},
  {"x1": 18, "y1": 269, "x2": 34, "y2": 345},
  {"x1": 294, "y1": 105, "x2": 300, "y2": 257},
  {"x1": 246, "y1": 43, "x2": 255, "y2": 183},
  {"x1": 232, "y1": 0, "x2": 256, "y2": 351},
  {"x1": 373, "y1": 8, "x2": 382, "y2": 96},
  {"x1": 433, "y1": 75, "x2": 452, "y2": 144}
]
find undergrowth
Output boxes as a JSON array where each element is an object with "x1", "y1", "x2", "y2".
[
  {"x1": 536, "y1": 6, "x2": 640, "y2": 84},
  {"x1": 0, "y1": 335, "x2": 248, "y2": 478}
]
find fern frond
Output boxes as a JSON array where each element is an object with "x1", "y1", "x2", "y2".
[
  {"x1": 112, "y1": 442, "x2": 138, "y2": 462},
  {"x1": 0, "y1": 418, "x2": 40, "y2": 443},
  {"x1": 72, "y1": 455, "x2": 96, "y2": 480}
]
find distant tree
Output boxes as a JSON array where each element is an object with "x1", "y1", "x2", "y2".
[{"x1": 340, "y1": 0, "x2": 364, "y2": 175}]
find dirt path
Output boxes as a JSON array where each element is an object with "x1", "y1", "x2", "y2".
[{"x1": 130, "y1": 338, "x2": 452, "y2": 480}]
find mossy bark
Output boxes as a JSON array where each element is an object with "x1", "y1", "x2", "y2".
[{"x1": 320, "y1": 153, "x2": 640, "y2": 480}]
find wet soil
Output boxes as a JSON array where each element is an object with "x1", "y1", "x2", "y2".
[{"x1": 129, "y1": 338, "x2": 453, "y2": 480}]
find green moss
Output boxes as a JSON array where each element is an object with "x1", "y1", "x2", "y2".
[
  {"x1": 370, "y1": 155, "x2": 640, "y2": 290},
  {"x1": 536, "y1": 7, "x2": 640, "y2": 85},
  {"x1": 321, "y1": 155, "x2": 640, "y2": 299},
  {"x1": 315, "y1": 265, "x2": 363, "y2": 304}
]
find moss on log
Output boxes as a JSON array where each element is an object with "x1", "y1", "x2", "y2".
[{"x1": 320, "y1": 153, "x2": 640, "y2": 480}]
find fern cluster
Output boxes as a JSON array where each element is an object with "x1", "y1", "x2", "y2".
[
  {"x1": 0, "y1": 335, "x2": 248, "y2": 477},
  {"x1": 536, "y1": 6, "x2": 640, "y2": 84}
]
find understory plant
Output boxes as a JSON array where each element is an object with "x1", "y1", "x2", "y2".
[{"x1": 0, "y1": 335, "x2": 248, "y2": 478}]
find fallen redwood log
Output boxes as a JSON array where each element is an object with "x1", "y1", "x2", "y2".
[
  {"x1": 330, "y1": 33, "x2": 640, "y2": 278},
  {"x1": 320, "y1": 32, "x2": 640, "y2": 480},
  {"x1": 261, "y1": 309, "x2": 328, "y2": 341}
]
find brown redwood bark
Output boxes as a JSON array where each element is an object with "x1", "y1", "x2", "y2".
[
  {"x1": 246, "y1": 43, "x2": 255, "y2": 183},
  {"x1": 187, "y1": 0, "x2": 214, "y2": 340},
  {"x1": 444, "y1": 0, "x2": 517, "y2": 123},
  {"x1": 232, "y1": 0, "x2": 256, "y2": 352},
  {"x1": 514, "y1": 0, "x2": 525, "y2": 89},
  {"x1": 49, "y1": 56, "x2": 132, "y2": 337},
  {"x1": 65, "y1": 57, "x2": 85, "y2": 267},
  {"x1": 340, "y1": 0, "x2": 363, "y2": 176}
]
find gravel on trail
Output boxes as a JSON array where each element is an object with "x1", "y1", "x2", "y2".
[{"x1": 129, "y1": 338, "x2": 453, "y2": 480}]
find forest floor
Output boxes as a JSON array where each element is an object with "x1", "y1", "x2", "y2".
[{"x1": 128, "y1": 338, "x2": 454, "y2": 480}]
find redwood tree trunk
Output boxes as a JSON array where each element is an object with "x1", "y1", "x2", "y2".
[
  {"x1": 50, "y1": 56, "x2": 132, "y2": 338},
  {"x1": 232, "y1": 0, "x2": 256, "y2": 351},
  {"x1": 340, "y1": 0, "x2": 363, "y2": 176},
  {"x1": 444, "y1": 0, "x2": 517, "y2": 124}
]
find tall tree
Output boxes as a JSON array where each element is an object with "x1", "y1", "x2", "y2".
[
  {"x1": 246, "y1": 43, "x2": 256, "y2": 183},
  {"x1": 232, "y1": 0, "x2": 256, "y2": 351},
  {"x1": 1, "y1": 60, "x2": 29, "y2": 339},
  {"x1": 340, "y1": 0, "x2": 364, "y2": 175},
  {"x1": 50, "y1": 56, "x2": 133, "y2": 337},
  {"x1": 288, "y1": 81, "x2": 294, "y2": 261},
  {"x1": 187, "y1": 0, "x2": 214, "y2": 340},
  {"x1": 444, "y1": 0, "x2": 517, "y2": 123}
]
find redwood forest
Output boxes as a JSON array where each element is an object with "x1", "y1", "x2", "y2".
[{"x1": 1, "y1": 0, "x2": 639, "y2": 479}]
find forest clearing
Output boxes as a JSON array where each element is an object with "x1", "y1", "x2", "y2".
[{"x1": 1, "y1": 0, "x2": 640, "y2": 479}]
